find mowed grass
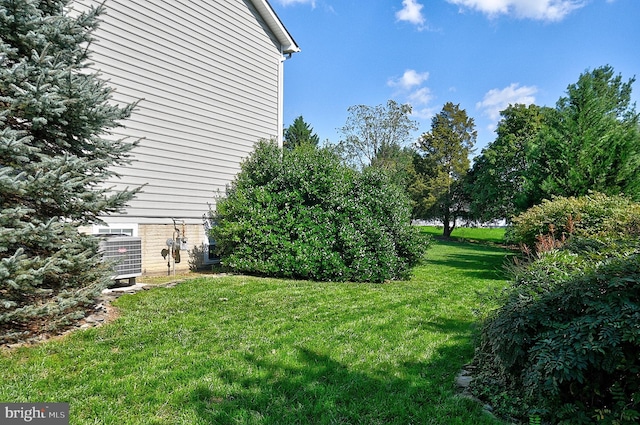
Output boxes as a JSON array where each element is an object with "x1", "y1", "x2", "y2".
[
  {"x1": 0, "y1": 237, "x2": 509, "y2": 424},
  {"x1": 421, "y1": 225, "x2": 506, "y2": 244}
]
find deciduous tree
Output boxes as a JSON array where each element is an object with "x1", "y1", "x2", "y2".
[{"x1": 337, "y1": 100, "x2": 418, "y2": 169}]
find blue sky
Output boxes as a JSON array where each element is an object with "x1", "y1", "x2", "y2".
[{"x1": 272, "y1": 0, "x2": 640, "y2": 153}]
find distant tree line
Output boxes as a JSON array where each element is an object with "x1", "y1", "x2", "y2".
[{"x1": 292, "y1": 65, "x2": 639, "y2": 237}]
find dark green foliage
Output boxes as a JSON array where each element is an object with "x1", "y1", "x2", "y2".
[
  {"x1": 472, "y1": 240, "x2": 640, "y2": 424},
  {"x1": 467, "y1": 104, "x2": 549, "y2": 221},
  {"x1": 0, "y1": 1, "x2": 138, "y2": 343},
  {"x1": 506, "y1": 193, "x2": 640, "y2": 248},
  {"x1": 467, "y1": 66, "x2": 640, "y2": 221},
  {"x1": 412, "y1": 102, "x2": 476, "y2": 237},
  {"x1": 473, "y1": 195, "x2": 640, "y2": 423},
  {"x1": 369, "y1": 143, "x2": 416, "y2": 190},
  {"x1": 530, "y1": 65, "x2": 640, "y2": 203},
  {"x1": 283, "y1": 115, "x2": 319, "y2": 150},
  {"x1": 210, "y1": 140, "x2": 427, "y2": 282}
]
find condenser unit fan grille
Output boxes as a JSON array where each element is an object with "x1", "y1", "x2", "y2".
[{"x1": 99, "y1": 236, "x2": 142, "y2": 279}]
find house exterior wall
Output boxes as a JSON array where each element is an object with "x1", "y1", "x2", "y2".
[{"x1": 74, "y1": 0, "x2": 297, "y2": 274}]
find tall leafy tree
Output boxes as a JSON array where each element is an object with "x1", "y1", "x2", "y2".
[
  {"x1": 369, "y1": 143, "x2": 417, "y2": 194},
  {"x1": 0, "y1": 0, "x2": 139, "y2": 343},
  {"x1": 413, "y1": 102, "x2": 476, "y2": 237},
  {"x1": 283, "y1": 115, "x2": 319, "y2": 150},
  {"x1": 467, "y1": 104, "x2": 549, "y2": 221},
  {"x1": 337, "y1": 100, "x2": 418, "y2": 169},
  {"x1": 531, "y1": 65, "x2": 640, "y2": 202}
]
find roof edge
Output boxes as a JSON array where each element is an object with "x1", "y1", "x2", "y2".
[{"x1": 250, "y1": 0, "x2": 300, "y2": 54}]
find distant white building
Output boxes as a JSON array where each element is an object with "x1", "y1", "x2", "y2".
[{"x1": 76, "y1": 0, "x2": 299, "y2": 274}]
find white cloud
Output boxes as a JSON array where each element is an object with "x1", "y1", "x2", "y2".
[
  {"x1": 276, "y1": 0, "x2": 316, "y2": 7},
  {"x1": 447, "y1": 0, "x2": 586, "y2": 21},
  {"x1": 388, "y1": 69, "x2": 435, "y2": 120},
  {"x1": 396, "y1": 0, "x2": 426, "y2": 26},
  {"x1": 408, "y1": 87, "x2": 434, "y2": 105},
  {"x1": 477, "y1": 83, "x2": 537, "y2": 121},
  {"x1": 388, "y1": 69, "x2": 430, "y2": 90},
  {"x1": 411, "y1": 106, "x2": 437, "y2": 120}
]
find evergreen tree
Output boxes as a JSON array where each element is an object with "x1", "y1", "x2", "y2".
[
  {"x1": 413, "y1": 102, "x2": 476, "y2": 237},
  {"x1": 0, "y1": 0, "x2": 139, "y2": 343},
  {"x1": 531, "y1": 65, "x2": 640, "y2": 202},
  {"x1": 283, "y1": 115, "x2": 319, "y2": 150}
]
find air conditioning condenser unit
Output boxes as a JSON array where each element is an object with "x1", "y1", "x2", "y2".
[{"x1": 98, "y1": 236, "x2": 142, "y2": 285}]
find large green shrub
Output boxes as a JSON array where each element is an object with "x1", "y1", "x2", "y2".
[
  {"x1": 472, "y1": 239, "x2": 640, "y2": 424},
  {"x1": 506, "y1": 193, "x2": 640, "y2": 248},
  {"x1": 474, "y1": 195, "x2": 640, "y2": 422},
  {"x1": 210, "y1": 140, "x2": 427, "y2": 283}
]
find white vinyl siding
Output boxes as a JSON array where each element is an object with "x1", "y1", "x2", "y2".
[{"x1": 76, "y1": 0, "x2": 284, "y2": 222}]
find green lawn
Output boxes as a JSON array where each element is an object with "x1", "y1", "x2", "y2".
[
  {"x1": 0, "y1": 239, "x2": 509, "y2": 424},
  {"x1": 421, "y1": 225, "x2": 506, "y2": 244}
]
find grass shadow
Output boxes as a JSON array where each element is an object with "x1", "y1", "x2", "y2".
[
  {"x1": 189, "y1": 342, "x2": 500, "y2": 425},
  {"x1": 1, "y1": 238, "x2": 509, "y2": 424},
  {"x1": 426, "y1": 240, "x2": 514, "y2": 281}
]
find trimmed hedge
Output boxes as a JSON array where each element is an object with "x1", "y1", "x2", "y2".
[{"x1": 209, "y1": 140, "x2": 428, "y2": 282}]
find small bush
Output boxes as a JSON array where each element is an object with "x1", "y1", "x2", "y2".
[
  {"x1": 472, "y1": 237, "x2": 640, "y2": 424},
  {"x1": 210, "y1": 140, "x2": 428, "y2": 283},
  {"x1": 506, "y1": 193, "x2": 640, "y2": 248}
]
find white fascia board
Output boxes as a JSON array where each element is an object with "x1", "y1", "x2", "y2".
[{"x1": 250, "y1": 0, "x2": 300, "y2": 54}]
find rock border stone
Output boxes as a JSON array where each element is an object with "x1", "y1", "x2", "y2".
[{"x1": 455, "y1": 364, "x2": 504, "y2": 422}]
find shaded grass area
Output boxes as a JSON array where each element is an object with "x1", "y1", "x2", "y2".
[{"x1": 0, "y1": 240, "x2": 509, "y2": 424}]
